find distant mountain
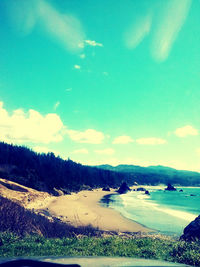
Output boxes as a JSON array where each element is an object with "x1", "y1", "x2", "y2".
[{"x1": 96, "y1": 164, "x2": 200, "y2": 186}]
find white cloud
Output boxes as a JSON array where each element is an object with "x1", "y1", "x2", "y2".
[
  {"x1": 74, "y1": 64, "x2": 81, "y2": 69},
  {"x1": 85, "y1": 40, "x2": 103, "y2": 47},
  {"x1": 136, "y1": 137, "x2": 166, "y2": 145},
  {"x1": 174, "y1": 125, "x2": 198, "y2": 137},
  {"x1": 125, "y1": 14, "x2": 152, "y2": 49},
  {"x1": 66, "y1": 129, "x2": 104, "y2": 144},
  {"x1": 66, "y1": 88, "x2": 72, "y2": 92},
  {"x1": 112, "y1": 135, "x2": 134, "y2": 144},
  {"x1": 54, "y1": 101, "x2": 60, "y2": 110},
  {"x1": 94, "y1": 148, "x2": 115, "y2": 155},
  {"x1": 151, "y1": 0, "x2": 191, "y2": 61},
  {"x1": 4, "y1": 0, "x2": 85, "y2": 52},
  {"x1": 33, "y1": 146, "x2": 59, "y2": 156},
  {"x1": 80, "y1": 54, "x2": 86, "y2": 59},
  {"x1": 0, "y1": 102, "x2": 65, "y2": 144},
  {"x1": 72, "y1": 148, "x2": 88, "y2": 154}
]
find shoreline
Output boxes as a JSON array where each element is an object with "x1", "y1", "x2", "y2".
[
  {"x1": 100, "y1": 193, "x2": 152, "y2": 232},
  {"x1": 40, "y1": 189, "x2": 151, "y2": 233}
]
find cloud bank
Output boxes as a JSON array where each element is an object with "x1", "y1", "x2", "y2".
[{"x1": 0, "y1": 102, "x2": 64, "y2": 144}]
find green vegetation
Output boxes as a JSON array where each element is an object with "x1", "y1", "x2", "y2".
[
  {"x1": 0, "y1": 142, "x2": 129, "y2": 193},
  {"x1": 0, "y1": 196, "x2": 101, "y2": 238},
  {"x1": 1, "y1": 233, "x2": 200, "y2": 266}
]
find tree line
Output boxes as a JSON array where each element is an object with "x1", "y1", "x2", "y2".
[{"x1": 0, "y1": 142, "x2": 131, "y2": 192}]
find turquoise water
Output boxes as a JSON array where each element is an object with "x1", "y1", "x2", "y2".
[{"x1": 102, "y1": 187, "x2": 200, "y2": 236}]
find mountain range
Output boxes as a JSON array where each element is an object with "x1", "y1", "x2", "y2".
[{"x1": 96, "y1": 164, "x2": 200, "y2": 186}]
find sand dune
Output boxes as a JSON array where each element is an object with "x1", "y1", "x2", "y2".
[{"x1": 0, "y1": 178, "x2": 149, "y2": 233}]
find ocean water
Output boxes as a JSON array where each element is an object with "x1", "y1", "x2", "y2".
[{"x1": 101, "y1": 187, "x2": 200, "y2": 236}]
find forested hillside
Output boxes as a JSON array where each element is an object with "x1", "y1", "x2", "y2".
[
  {"x1": 0, "y1": 142, "x2": 199, "y2": 193},
  {"x1": 0, "y1": 142, "x2": 130, "y2": 193},
  {"x1": 97, "y1": 164, "x2": 200, "y2": 186}
]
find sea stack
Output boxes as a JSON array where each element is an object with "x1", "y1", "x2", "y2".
[
  {"x1": 165, "y1": 184, "x2": 177, "y2": 191},
  {"x1": 117, "y1": 182, "x2": 131, "y2": 194}
]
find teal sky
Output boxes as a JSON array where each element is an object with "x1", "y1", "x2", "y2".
[{"x1": 1, "y1": 0, "x2": 200, "y2": 171}]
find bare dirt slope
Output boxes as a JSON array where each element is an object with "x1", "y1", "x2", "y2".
[{"x1": 0, "y1": 178, "x2": 54, "y2": 209}]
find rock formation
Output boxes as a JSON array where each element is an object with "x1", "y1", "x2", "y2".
[
  {"x1": 180, "y1": 215, "x2": 200, "y2": 241},
  {"x1": 165, "y1": 184, "x2": 177, "y2": 191},
  {"x1": 117, "y1": 182, "x2": 131, "y2": 194},
  {"x1": 137, "y1": 187, "x2": 146, "y2": 191},
  {"x1": 102, "y1": 187, "x2": 110, "y2": 192}
]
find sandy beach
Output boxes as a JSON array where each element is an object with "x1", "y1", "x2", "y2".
[{"x1": 42, "y1": 189, "x2": 150, "y2": 233}]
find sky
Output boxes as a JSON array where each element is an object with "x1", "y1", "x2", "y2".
[{"x1": 0, "y1": 0, "x2": 200, "y2": 171}]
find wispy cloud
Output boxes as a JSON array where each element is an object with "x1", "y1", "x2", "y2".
[
  {"x1": 0, "y1": 102, "x2": 65, "y2": 144},
  {"x1": 151, "y1": 0, "x2": 192, "y2": 61},
  {"x1": 125, "y1": 14, "x2": 152, "y2": 49},
  {"x1": 125, "y1": 0, "x2": 191, "y2": 61},
  {"x1": 94, "y1": 148, "x2": 115, "y2": 155},
  {"x1": 174, "y1": 125, "x2": 198, "y2": 137},
  {"x1": 136, "y1": 137, "x2": 166, "y2": 145},
  {"x1": 4, "y1": 0, "x2": 38, "y2": 36},
  {"x1": 4, "y1": 0, "x2": 85, "y2": 52},
  {"x1": 66, "y1": 129, "x2": 105, "y2": 144},
  {"x1": 72, "y1": 148, "x2": 88, "y2": 154},
  {"x1": 85, "y1": 40, "x2": 103, "y2": 47},
  {"x1": 66, "y1": 88, "x2": 72, "y2": 92},
  {"x1": 54, "y1": 101, "x2": 60, "y2": 110},
  {"x1": 38, "y1": 0, "x2": 85, "y2": 52},
  {"x1": 112, "y1": 135, "x2": 134, "y2": 144},
  {"x1": 74, "y1": 64, "x2": 81, "y2": 69}
]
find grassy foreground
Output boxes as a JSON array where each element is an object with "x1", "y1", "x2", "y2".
[{"x1": 1, "y1": 232, "x2": 200, "y2": 266}]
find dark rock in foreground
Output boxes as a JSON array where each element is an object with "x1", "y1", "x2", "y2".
[
  {"x1": 145, "y1": 190, "x2": 150, "y2": 195},
  {"x1": 117, "y1": 182, "x2": 131, "y2": 194},
  {"x1": 165, "y1": 184, "x2": 177, "y2": 191},
  {"x1": 179, "y1": 189, "x2": 183, "y2": 192},
  {"x1": 180, "y1": 215, "x2": 200, "y2": 241},
  {"x1": 102, "y1": 187, "x2": 110, "y2": 192}
]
